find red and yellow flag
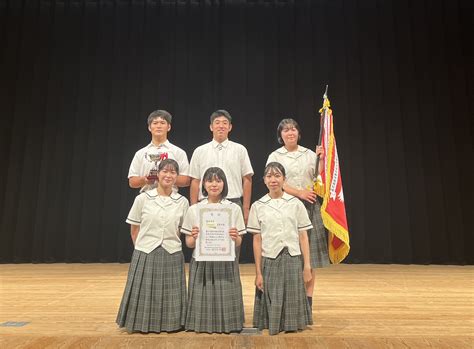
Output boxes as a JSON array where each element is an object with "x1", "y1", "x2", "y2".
[{"x1": 319, "y1": 97, "x2": 350, "y2": 264}]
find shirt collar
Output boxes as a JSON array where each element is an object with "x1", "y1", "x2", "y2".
[
  {"x1": 211, "y1": 139, "x2": 229, "y2": 149},
  {"x1": 145, "y1": 189, "x2": 181, "y2": 201},
  {"x1": 147, "y1": 140, "x2": 170, "y2": 149},
  {"x1": 259, "y1": 192, "x2": 293, "y2": 203},
  {"x1": 275, "y1": 145, "x2": 306, "y2": 154},
  {"x1": 199, "y1": 198, "x2": 228, "y2": 204}
]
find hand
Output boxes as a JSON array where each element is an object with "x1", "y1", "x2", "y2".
[
  {"x1": 191, "y1": 226, "x2": 199, "y2": 240},
  {"x1": 299, "y1": 188, "x2": 317, "y2": 204},
  {"x1": 255, "y1": 274, "x2": 264, "y2": 292},
  {"x1": 229, "y1": 227, "x2": 239, "y2": 241},
  {"x1": 315, "y1": 145, "x2": 325, "y2": 159},
  {"x1": 303, "y1": 267, "x2": 312, "y2": 284},
  {"x1": 144, "y1": 175, "x2": 155, "y2": 185}
]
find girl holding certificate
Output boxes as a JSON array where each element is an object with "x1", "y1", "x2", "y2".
[
  {"x1": 117, "y1": 159, "x2": 189, "y2": 333},
  {"x1": 247, "y1": 162, "x2": 313, "y2": 335},
  {"x1": 181, "y1": 167, "x2": 246, "y2": 333}
]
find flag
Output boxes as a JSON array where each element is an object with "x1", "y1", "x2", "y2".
[{"x1": 319, "y1": 97, "x2": 350, "y2": 264}]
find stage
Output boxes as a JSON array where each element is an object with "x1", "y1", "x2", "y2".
[{"x1": 0, "y1": 264, "x2": 472, "y2": 348}]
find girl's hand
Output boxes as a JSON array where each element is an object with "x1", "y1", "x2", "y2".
[
  {"x1": 299, "y1": 188, "x2": 317, "y2": 204},
  {"x1": 255, "y1": 274, "x2": 264, "y2": 292},
  {"x1": 191, "y1": 226, "x2": 199, "y2": 239},
  {"x1": 229, "y1": 227, "x2": 239, "y2": 241},
  {"x1": 316, "y1": 145, "x2": 325, "y2": 159},
  {"x1": 303, "y1": 266, "x2": 312, "y2": 284}
]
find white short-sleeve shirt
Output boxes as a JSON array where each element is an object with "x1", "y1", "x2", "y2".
[
  {"x1": 181, "y1": 198, "x2": 246, "y2": 258},
  {"x1": 126, "y1": 190, "x2": 189, "y2": 254},
  {"x1": 189, "y1": 139, "x2": 254, "y2": 200},
  {"x1": 266, "y1": 146, "x2": 316, "y2": 190},
  {"x1": 128, "y1": 140, "x2": 190, "y2": 192},
  {"x1": 247, "y1": 192, "x2": 313, "y2": 258}
]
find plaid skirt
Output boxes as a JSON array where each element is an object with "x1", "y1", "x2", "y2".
[
  {"x1": 253, "y1": 249, "x2": 313, "y2": 335},
  {"x1": 116, "y1": 246, "x2": 187, "y2": 333},
  {"x1": 185, "y1": 258, "x2": 244, "y2": 333},
  {"x1": 305, "y1": 200, "x2": 330, "y2": 268}
]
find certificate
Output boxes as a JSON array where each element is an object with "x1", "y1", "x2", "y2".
[{"x1": 195, "y1": 204, "x2": 235, "y2": 261}]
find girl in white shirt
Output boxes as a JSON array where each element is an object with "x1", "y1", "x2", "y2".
[
  {"x1": 181, "y1": 167, "x2": 246, "y2": 333},
  {"x1": 267, "y1": 118, "x2": 329, "y2": 308},
  {"x1": 117, "y1": 159, "x2": 189, "y2": 333},
  {"x1": 248, "y1": 162, "x2": 313, "y2": 335}
]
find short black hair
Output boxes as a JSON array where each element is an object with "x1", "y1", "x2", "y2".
[
  {"x1": 276, "y1": 118, "x2": 301, "y2": 145},
  {"x1": 201, "y1": 167, "x2": 229, "y2": 199},
  {"x1": 263, "y1": 162, "x2": 286, "y2": 178},
  {"x1": 210, "y1": 109, "x2": 232, "y2": 124},
  {"x1": 147, "y1": 110, "x2": 172, "y2": 126},
  {"x1": 158, "y1": 158, "x2": 179, "y2": 175}
]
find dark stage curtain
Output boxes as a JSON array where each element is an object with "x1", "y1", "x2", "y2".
[{"x1": 0, "y1": 0, "x2": 472, "y2": 264}]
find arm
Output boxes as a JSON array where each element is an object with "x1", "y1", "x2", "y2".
[
  {"x1": 129, "y1": 176, "x2": 154, "y2": 189},
  {"x1": 283, "y1": 182, "x2": 317, "y2": 204},
  {"x1": 130, "y1": 225, "x2": 140, "y2": 245},
  {"x1": 185, "y1": 226, "x2": 199, "y2": 248},
  {"x1": 190, "y1": 178, "x2": 200, "y2": 205},
  {"x1": 229, "y1": 228, "x2": 243, "y2": 247},
  {"x1": 299, "y1": 230, "x2": 312, "y2": 283},
  {"x1": 176, "y1": 175, "x2": 191, "y2": 187},
  {"x1": 242, "y1": 174, "x2": 252, "y2": 223},
  {"x1": 253, "y1": 233, "x2": 264, "y2": 291}
]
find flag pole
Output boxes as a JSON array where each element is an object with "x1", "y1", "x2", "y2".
[
  {"x1": 315, "y1": 85, "x2": 328, "y2": 177},
  {"x1": 313, "y1": 85, "x2": 328, "y2": 197}
]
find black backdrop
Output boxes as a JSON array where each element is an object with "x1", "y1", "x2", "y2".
[{"x1": 0, "y1": 0, "x2": 472, "y2": 264}]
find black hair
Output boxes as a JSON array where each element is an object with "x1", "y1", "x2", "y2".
[
  {"x1": 263, "y1": 162, "x2": 286, "y2": 178},
  {"x1": 276, "y1": 118, "x2": 301, "y2": 145},
  {"x1": 147, "y1": 109, "x2": 172, "y2": 126},
  {"x1": 201, "y1": 167, "x2": 229, "y2": 199},
  {"x1": 158, "y1": 158, "x2": 179, "y2": 175},
  {"x1": 210, "y1": 109, "x2": 232, "y2": 124}
]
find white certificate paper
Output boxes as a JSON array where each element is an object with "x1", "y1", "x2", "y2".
[{"x1": 195, "y1": 204, "x2": 235, "y2": 261}]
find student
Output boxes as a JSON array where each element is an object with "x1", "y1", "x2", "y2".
[
  {"x1": 181, "y1": 167, "x2": 246, "y2": 333},
  {"x1": 188, "y1": 110, "x2": 253, "y2": 223},
  {"x1": 128, "y1": 109, "x2": 190, "y2": 192},
  {"x1": 117, "y1": 159, "x2": 189, "y2": 333},
  {"x1": 248, "y1": 162, "x2": 313, "y2": 335},
  {"x1": 266, "y1": 118, "x2": 329, "y2": 307}
]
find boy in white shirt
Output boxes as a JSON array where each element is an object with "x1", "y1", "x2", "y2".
[
  {"x1": 128, "y1": 110, "x2": 190, "y2": 193},
  {"x1": 189, "y1": 109, "x2": 253, "y2": 223}
]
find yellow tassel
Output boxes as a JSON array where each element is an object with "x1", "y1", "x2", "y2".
[
  {"x1": 313, "y1": 175, "x2": 325, "y2": 197},
  {"x1": 318, "y1": 97, "x2": 331, "y2": 113}
]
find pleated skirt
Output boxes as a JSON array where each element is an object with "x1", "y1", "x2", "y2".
[
  {"x1": 185, "y1": 258, "x2": 244, "y2": 333},
  {"x1": 305, "y1": 200, "x2": 330, "y2": 268},
  {"x1": 116, "y1": 246, "x2": 187, "y2": 333},
  {"x1": 253, "y1": 249, "x2": 313, "y2": 335}
]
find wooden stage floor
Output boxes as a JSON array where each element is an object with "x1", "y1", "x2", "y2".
[{"x1": 0, "y1": 263, "x2": 472, "y2": 348}]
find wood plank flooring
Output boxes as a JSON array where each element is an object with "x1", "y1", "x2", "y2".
[{"x1": 0, "y1": 264, "x2": 472, "y2": 348}]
